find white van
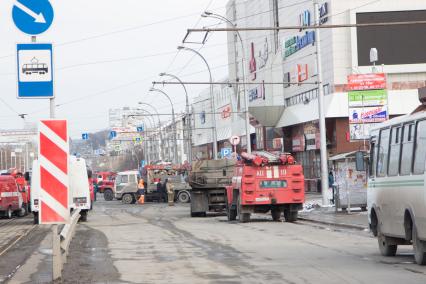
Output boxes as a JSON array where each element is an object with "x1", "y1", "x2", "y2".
[
  {"x1": 69, "y1": 156, "x2": 91, "y2": 221},
  {"x1": 31, "y1": 156, "x2": 92, "y2": 224}
]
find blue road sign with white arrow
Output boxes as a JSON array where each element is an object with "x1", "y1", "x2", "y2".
[
  {"x1": 82, "y1": 133, "x2": 89, "y2": 140},
  {"x1": 137, "y1": 126, "x2": 144, "y2": 132},
  {"x1": 12, "y1": 0, "x2": 54, "y2": 35},
  {"x1": 110, "y1": 131, "x2": 117, "y2": 139},
  {"x1": 17, "y1": 43, "x2": 54, "y2": 98}
]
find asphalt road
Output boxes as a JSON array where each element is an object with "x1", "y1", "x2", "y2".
[
  {"x1": 3, "y1": 199, "x2": 426, "y2": 283},
  {"x1": 62, "y1": 200, "x2": 426, "y2": 284}
]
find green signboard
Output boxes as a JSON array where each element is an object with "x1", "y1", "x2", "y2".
[{"x1": 348, "y1": 89, "x2": 387, "y2": 107}]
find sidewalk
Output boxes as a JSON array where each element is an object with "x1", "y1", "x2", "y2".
[{"x1": 299, "y1": 193, "x2": 369, "y2": 230}]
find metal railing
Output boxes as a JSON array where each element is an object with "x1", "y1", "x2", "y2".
[{"x1": 52, "y1": 209, "x2": 81, "y2": 281}]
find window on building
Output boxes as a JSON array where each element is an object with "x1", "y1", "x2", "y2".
[
  {"x1": 377, "y1": 128, "x2": 390, "y2": 177},
  {"x1": 400, "y1": 123, "x2": 415, "y2": 175},
  {"x1": 388, "y1": 126, "x2": 401, "y2": 176},
  {"x1": 414, "y1": 120, "x2": 426, "y2": 174}
]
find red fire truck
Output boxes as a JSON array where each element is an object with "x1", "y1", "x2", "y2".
[{"x1": 225, "y1": 151, "x2": 305, "y2": 223}]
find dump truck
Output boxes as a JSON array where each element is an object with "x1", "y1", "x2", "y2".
[{"x1": 188, "y1": 159, "x2": 236, "y2": 217}]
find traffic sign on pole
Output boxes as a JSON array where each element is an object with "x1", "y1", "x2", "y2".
[
  {"x1": 137, "y1": 126, "x2": 144, "y2": 132},
  {"x1": 82, "y1": 133, "x2": 89, "y2": 140},
  {"x1": 12, "y1": 0, "x2": 54, "y2": 35},
  {"x1": 38, "y1": 119, "x2": 70, "y2": 224},
  {"x1": 17, "y1": 43, "x2": 54, "y2": 98},
  {"x1": 109, "y1": 131, "x2": 117, "y2": 139}
]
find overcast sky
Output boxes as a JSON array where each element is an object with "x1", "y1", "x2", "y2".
[{"x1": 0, "y1": 0, "x2": 229, "y2": 137}]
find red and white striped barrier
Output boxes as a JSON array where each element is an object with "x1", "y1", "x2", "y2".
[{"x1": 38, "y1": 120, "x2": 70, "y2": 224}]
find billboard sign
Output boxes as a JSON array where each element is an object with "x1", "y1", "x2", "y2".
[
  {"x1": 347, "y1": 73, "x2": 386, "y2": 91},
  {"x1": 348, "y1": 89, "x2": 387, "y2": 107},
  {"x1": 349, "y1": 106, "x2": 388, "y2": 124}
]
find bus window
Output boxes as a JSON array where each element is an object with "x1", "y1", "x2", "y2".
[
  {"x1": 400, "y1": 123, "x2": 415, "y2": 175},
  {"x1": 377, "y1": 129, "x2": 390, "y2": 177},
  {"x1": 388, "y1": 126, "x2": 402, "y2": 176},
  {"x1": 369, "y1": 139, "x2": 377, "y2": 177},
  {"x1": 413, "y1": 120, "x2": 426, "y2": 174}
]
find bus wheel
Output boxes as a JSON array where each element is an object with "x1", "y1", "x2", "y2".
[
  {"x1": 378, "y1": 229, "x2": 397, "y2": 256},
  {"x1": 413, "y1": 225, "x2": 426, "y2": 265}
]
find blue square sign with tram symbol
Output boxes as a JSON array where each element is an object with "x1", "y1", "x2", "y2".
[
  {"x1": 17, "y1": 43, "x2": 54, "y2": 98},
  {"x1": 12, "y1": 0, "x2": 54, "y2": 35}
]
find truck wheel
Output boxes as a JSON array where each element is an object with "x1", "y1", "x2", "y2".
[
  {"x1": 271, "y1": 208, "x2": 281, "y2": 221},
  {"x1": 178, "y1": 191, "x2": 190, "y2": 203},
  {"x1": 413, "y1": 225, "x2": 426, "y2": 265},
  {"x1": 79, "y1": 211, "x2": 88, "y2": 222},
  {"x1": 122, "y1": 194, "x2": 134, "y2": 204},
  {"x1": 18, "y1": 204, "x2": 27, "y2": 217},
  {"x1": 237, "y1": 196, "x2": 250, "y2": 223},
  {"x1": 284, "y1": 210, "x2": 298, "y2": 222},
  {"x1": 33, "y1": 212, "x2": 39, "y2": 224},
  {"x1": 104, "y1": 189, "x2": 114, "y2": 201},
  {"x1": 6, "y1": 207, "x2": 12, "y2": 219},
  {"x1": 227, "y1": 203, "x2": 237, "y2": 221}
]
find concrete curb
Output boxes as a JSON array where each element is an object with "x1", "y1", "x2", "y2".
[{"x1": 298, "y1": 216, "x2": 368, "y2": 231}]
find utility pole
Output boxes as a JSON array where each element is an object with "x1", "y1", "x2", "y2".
[{"x1": 314, "y1": 0, "x2": 329, "y2": 205}]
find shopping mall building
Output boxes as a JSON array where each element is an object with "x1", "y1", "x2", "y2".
[{"x1": 191, "y1": 0, "x2": 426, "y2": 191}]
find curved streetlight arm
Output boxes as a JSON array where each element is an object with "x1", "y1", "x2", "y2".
[
  {"x1": 200, "y1": 12, "x2": 251, "y2": 154},
  {"x1": 149, "y1": 88, "x2": 178, "y2": 164},
  {"x1": 138, "y1": 102, "x2": 164, "y2": 161},
  {"x1": 177, "y1": 46, "x2": 218, "y2": 160},
  {"x1": 159, "y1": 73, "x2": 192, "y2": 162}
]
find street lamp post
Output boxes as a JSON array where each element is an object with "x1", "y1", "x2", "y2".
[
  {"x1": 314, "y1": 0, "x2": 329, "y2": 205},
  {"x1": 149, "y1": 88, "x2": 179, "y2": 164},
  {"x1": 202, "y1": 11, "x2": 252, "y2": 154},
  {"x1": 159, "y1": 72, "x2": 193, "y2": 162},
  {"x1": 177, "y1": 46, "x2": 218, "y2": 160},
  {"x1": 138, "y1": 102, "x2": 165, "y2": 161},
  {"x1": 134, "y1": 108, "x2": 156, "y2": 164}
]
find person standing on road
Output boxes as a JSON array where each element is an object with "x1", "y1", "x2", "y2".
[
  {"x1": 138, "y1": 179, "x2": 145, "y2": 204},
  {"x1": 165, "y1": 179, "x2": 174, "y2": 206},
  {"x1": 328, "y1": 171, "x2": 335, "y2": 204}
]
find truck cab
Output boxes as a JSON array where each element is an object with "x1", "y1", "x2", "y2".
[{"x1": 114, "y1": 170, "x2": 140, "y2": 204}]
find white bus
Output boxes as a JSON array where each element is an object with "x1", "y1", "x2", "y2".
[{"x1": 368, "y1": 102, "x2": 426, "y2": 265}]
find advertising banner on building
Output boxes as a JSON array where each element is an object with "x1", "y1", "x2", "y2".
[
  {"x1": 292, "y1": 135, "x2": 305, "y2": 152},
  {"x1": 348, "y1": 89, "x2": 387, "y2": 107},
  {"x1": 347, "y1": 73, "x2": 386, "y2": 91},
  {"x1": 349, "y1": 123, "x2": 377, "y2": 140},
  {"x1": 347, "y1": 73, "x2": 388, "y2": 140},
  {"x1": 349, "y1": 106, "x2": 388, "y2": 124}
]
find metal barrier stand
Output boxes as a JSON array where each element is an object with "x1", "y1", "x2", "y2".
[{"x1": 52, "y1": 209, "x2": 81, "y2": 281}]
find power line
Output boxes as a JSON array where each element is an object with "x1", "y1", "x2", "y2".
[{"x1": 188, "y1": 20, "x2": 426, "y2": 33}]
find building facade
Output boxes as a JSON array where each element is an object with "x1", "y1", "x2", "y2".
[{"x1": 222, "y1": 0, "x2": 425, "y2": 191}]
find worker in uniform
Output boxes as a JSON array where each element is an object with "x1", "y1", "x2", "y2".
[
  {"x1": 137, "y1": 179, "x2": 145, "y2": 204},
  {"x1": 165, "y1": 179, "x2": 174, "y2": 206}
]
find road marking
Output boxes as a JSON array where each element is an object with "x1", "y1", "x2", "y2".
[{"x1": 0, "y1": 225, "x2": 36, "y2": 257}]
